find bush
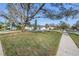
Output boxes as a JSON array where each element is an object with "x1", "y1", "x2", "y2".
[{"x1": 16, "y1": 25, "x2": 22, "y2": 30}]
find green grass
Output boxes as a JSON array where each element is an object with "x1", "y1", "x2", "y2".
[
  {"x1": 69, "y1": 33, "x2": 79, "y2": 48},
  {"x1": 0, "y1": 31, "x2": 61, "y2": 56}
]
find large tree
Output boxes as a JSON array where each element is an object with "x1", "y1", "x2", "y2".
[
  {"x1": 7, "y1": 3, "x2": 45, "y2": 32},
  {"x1": 0, "y1": 3, "x2": 79, "y2": 32}
]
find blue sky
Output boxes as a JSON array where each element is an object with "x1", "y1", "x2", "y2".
[
  {"x1": 0, "y1": 3, "x2": 79, "y2": 26},
  {"x1": 30, "y1": 18, "x2": 79, "y2": 26}
]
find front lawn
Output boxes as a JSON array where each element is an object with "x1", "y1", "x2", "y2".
[
  {"x1": 69, "y1": 33, "x2": 79, "y2": 48},
  {"x1": 0, "y1": 31, "x2": 61, "y2": 56}
]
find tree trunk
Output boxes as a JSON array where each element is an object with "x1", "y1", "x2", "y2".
[
  {"x1": 21, "y1": 24, "x2": 26, "y2": 32},
  {"x1": 21, "y1": 16, "x2": 26, "y2": 32}
]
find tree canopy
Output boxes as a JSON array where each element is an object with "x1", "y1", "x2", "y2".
[{"x1": 0, "y1": 3, "x2": 79, "y2": 31}]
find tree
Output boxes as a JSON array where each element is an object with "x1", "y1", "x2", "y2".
[
  {"x1": 75, "y1": 20, "x2": 79, "y2": 29},
  {"x1": 16, "y1": 24, "x2": 21, "y2": 30},
  {"x1": 0, "y1": 3, "x2": 79, "y2": 32},
  {"x1": 59, "y1": 21, "x2": 70, "y2": 30},
  {"x1": 0, "y1": 24, "x2": 3, "y2": 30},
  {"x1": 7, "y1": 3, "x2": 45, "y2": 32},
  {"x1": 71, "y1": 24, "x2": 77, "y2": 31},
  {"x1": 45, "y1": 24, "x2": 49, "y2": 29}
]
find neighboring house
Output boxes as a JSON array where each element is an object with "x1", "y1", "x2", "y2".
[
  {"x1": 40, "y1": 26, "x2": 54, "y2": 31},
  {"x1": 40, "y1": 26, "x2": 46, "y2": 31},
  {"x1": 25, "y1": 25, "x2": 55, "y2": 31},
  {"x1": 77, "y1": 27, "x2": 79, "y2": 31},
  {"x1": 25, "y1": 25, "x2": 34, "y2": 31},
  {"x1": 6, "y1": 26, "x2": 17, "y2": 31},
  {"x1": 49, "y1": 26, "x2": 54, "y2": 30}
]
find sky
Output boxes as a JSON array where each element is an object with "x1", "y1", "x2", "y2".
[{"x1": 0, "y1": 3, "x2": 79, "y2": 26}]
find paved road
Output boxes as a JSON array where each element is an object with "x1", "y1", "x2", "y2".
[{"x1": 56, "y1": 32, "x2": 79, "y2": 56}]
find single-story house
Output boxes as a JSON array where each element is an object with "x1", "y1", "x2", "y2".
[
  {"x1": 25, "y1": 25, "x2": 55, "y2": 31},
  {"x1": 25, "y1": 26, "x2": 34, "y2": 31}
]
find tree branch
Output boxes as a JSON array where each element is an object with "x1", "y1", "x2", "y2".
[{"x1": 30, "y1": 4, "x2": 45, "y2": 20}]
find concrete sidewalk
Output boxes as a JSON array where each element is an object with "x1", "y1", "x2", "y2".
[
  {"x1": 0, "y1": 41, "x2": 4, "y2": 56},
  {"x1": 56, "y1": 32, "x2": 79, "y2": 56},
  {"x1": 0, "y1": 31, "x2": 19, "y2": 34}
]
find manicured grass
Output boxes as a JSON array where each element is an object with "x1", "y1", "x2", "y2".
[
  {"x1": 69, "y1": 33, "x2": 79, "y2": 48},
  {"x1": 0, "y1": 31, "x2": 61, "y2": 56}
]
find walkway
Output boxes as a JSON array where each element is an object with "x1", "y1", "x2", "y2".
[
  {"x1": 0, "y1": 40, "x2": 4, "y2": 56},
  {"x1": 0, "y1": 31, "x2": 19, "y2": 34},
  {"x1": 56, "y1": 32, "x2": 79, "y2": 56}
]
